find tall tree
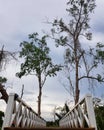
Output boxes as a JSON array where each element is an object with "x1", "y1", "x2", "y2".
[
  {"x1": 16, "y1": 33, "x2": 61, "y2": 116},
  {"x1": 50, "y1": 0, "x2": 104, "y2": 104}
]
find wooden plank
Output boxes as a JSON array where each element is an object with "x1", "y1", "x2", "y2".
[
  {"x1": 2, "y1": 93, "x2": 15, "y2": 128},
  {"x1": 4, "y1": 127, "x2": 95, "y2": 130}
]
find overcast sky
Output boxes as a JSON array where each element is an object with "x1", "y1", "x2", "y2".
[{"x1": 0, "y1": 0, "x2": 104, "y2": 121}]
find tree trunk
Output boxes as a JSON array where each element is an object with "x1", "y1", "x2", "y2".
[
  {"x1": 37, "y1": 74, "x2": 42, "y2": 116},
  {"x1": 0, "y1": 84, "x2": 8, "y2": 103},
  {"x1": 74, "y1": 39, "x2": 80, "y2": 104},
  {"x1": 75, "y1": 59, "x2": 80, "y2": 104}
]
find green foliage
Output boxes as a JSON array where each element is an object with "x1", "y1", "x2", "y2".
[
  {"x1": 46, "y1": 120, "x2": 59, "y2": 127},
  {"x1": 0, "y1": 77, "x2": 7, "y2": 84},
  {"x1": 95, "y1": 106, "x2": 104, "y2": 130},
  {"x1": 50, "y1": 0, "x2": 104, "y2": 104},
  {"x1": 95, "y1": 43, "x2": 104, "y2": 64},
  {"x1": 93, "y1": 97, "x2": 104, "y2": 130},
  {"x1": 17, "y1": 32, "x2": 62, "y2": 115},
  {"x1": 47, "y1": 103, "x2": 70, "y2": 127},
  {"x1": 16, "y1": 33, "x2": 62, "y2": 79},
  {"x1": 51, "y1": 0, "x2": 96, "y2": 47},
  {"x1": 55, "y1": 103, "x2": 70, "y2": 120}
]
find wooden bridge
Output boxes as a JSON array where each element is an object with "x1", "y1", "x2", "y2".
[{"x1": 2, "y1": 93, "x2": 97, "y2": 130}]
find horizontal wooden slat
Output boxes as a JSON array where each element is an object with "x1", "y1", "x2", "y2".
[{"x1": 4, "y1": 127, "x2": 95, "y2": 130}]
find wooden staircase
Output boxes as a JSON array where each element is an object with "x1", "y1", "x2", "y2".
[
  {"x1": 2, "y1": 94, "x2": 97, "y2": 130},
  {"x1": 4, "y1": 127, "x2": 95, "y2": 130}
]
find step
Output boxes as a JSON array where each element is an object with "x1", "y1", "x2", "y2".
[{"x1": 4, "y1": 127, "x2": 95, "y2": 130}]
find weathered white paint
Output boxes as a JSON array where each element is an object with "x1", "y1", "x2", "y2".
[
  {"x1": 85, "y1": 94, "x2": 97, "y2": 129},
  {"x1": 59, "y1": 94, "x2": 97, "y2": 130},
  {"x1": 2, "y1": 93, "x2": 46, "y2": 130},
  {"x1": 2, "y1": 93, "x2": 15, "y2": 128}
]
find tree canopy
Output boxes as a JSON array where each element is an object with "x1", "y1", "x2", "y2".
[
  {"x1": 17, "y1": 33, "x2": 62, "y2": 116},
  {"x1": 49, "y1": 0, "x2": 104, "y2": 104}
]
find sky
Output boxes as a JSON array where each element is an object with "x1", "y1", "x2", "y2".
[{"x1": 0, "y1": 0, "x2": 104, "y2": 121}]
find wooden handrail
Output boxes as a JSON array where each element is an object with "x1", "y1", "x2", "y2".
[
  {"x1": 2, "y1": 93, "x2": 46, "y2": 130},
  {"x1": 59, "y1": 94, "x2": 97, "y2": 130}
]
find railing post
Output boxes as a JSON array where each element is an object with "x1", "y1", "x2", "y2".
[
  {"x1": 2, "y1": 93, "x2": 46, "y2": 129},
  {"x1": 2, "y1": 93, "x2": 15, "y2": 130},
  {"x1": 85, "y1": 94, "x2": 97, "y2": 130}
]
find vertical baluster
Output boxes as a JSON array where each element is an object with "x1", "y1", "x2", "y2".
[
  {"x1": 2, "y1": 93, "x2": 15, "y2": 130},
  {"x1": 85, "y1": 94, "x2": 97, "y2": 130}
]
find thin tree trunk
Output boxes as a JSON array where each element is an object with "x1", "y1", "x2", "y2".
[
  {"x1": 38, "y1": 74, "x2": 42, "y2": 116},
  {"x1": 75, "y1": 58, "x2": 80, "y2": 104},
  {"x1": 74, "y1": 39, "x2": 80, "y2": 104}
]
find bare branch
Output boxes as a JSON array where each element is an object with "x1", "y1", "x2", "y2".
[
  {"x1": 78, "y1": 76, "x2": 104, "y2": 82},
  {"x1": 47, "y1": 20, "x2": 74, "y2": 36}
]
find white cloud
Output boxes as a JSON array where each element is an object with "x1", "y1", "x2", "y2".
[
  {"x1": 0, "y1": 0, "x2": 68, "y2": 52},
  {"x1": 0, "y1": 0, "x2": 104, "y2": 120}
]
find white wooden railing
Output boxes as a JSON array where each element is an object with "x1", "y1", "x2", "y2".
[
  {"x1": 2, "y1": 93, "x2": 46, "y2": 130},
  {"x1": 59, "y1": 94, "x2": 97, "y2": 130}
]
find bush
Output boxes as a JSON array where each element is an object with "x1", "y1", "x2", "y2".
[{"x1": 95, "y1": 106, "x2": 104, "y2": 130}]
